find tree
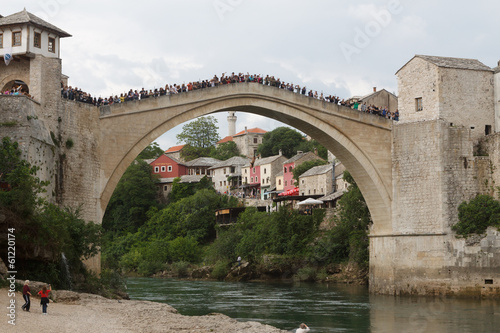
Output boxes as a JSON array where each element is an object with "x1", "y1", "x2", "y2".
[
  {"x1": 453, "y1": 195, "x2": 500, "y2": 236},
  {"x1": 313, "y1": 171, "x2": 372, "y2": 267},
  {"x1": 176, "y1": 116, "x2": 220, "y2": 160},
  {"x1": 292, "y1": 158, "x2": 328, "y2": 182},
  {"x1": 0, "y1": 137, "x2": 48, "y2": 218},
  {"x1": 211, "y1": 141, "x2": 241, "y2": 160},
  {"x1": 296, "y1": 139, "x2": 328, "y2": 160},
  {"x1": 102, "y1": 160, "x2": 160, "y2": 235},
  {"x1": 257, "y1": 127, "x2": 304, "y2": 158},
  {"x1": 137, "y1": 142, "x2": 164, "y2": 160}
]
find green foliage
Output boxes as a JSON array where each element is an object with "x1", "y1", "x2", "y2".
[
  {"x1": 211, "y1": 260, "x2": 231, "y2": 280},
  {"x1": 0, "y1": 121, "x2": 18, "y2": 127},
  {"x1": 296, "y1": 139, "x2": 328, "y2": 160},
  {"x1": 295, "y1": 267, "x2": 317, "y2": 282},
  {"x1": 168, "y1": 176, "x2": 215, "y2": 203},
  {"x1": 453, "y1": 194, "x2": 500, "y2": 236},
  {"x1": 0, "y1": 137, "x2": 48, "y2": 218},
  {"x1": 0, "y1": 137, "x2": 102, "y2": 289},
  {"x1": 312, "y1": 171, "x2": 371, "y2": 268},
  {"x1": 65, "y1": 138, "x2": 74, "y2": 149},
  {"x1": 257, "y1": 127, "x2": 305, "y2": 158},
  {"x1": 114, "y1": 189, "x2": 239, "y2": 275},
  {"x1": 208, "y1": 208, "x2": 322, "y2": 264},
  {"x1": 211, "y1": 141, "x2": 241, "y2": 160},
  {"x1": 102, "y1": 160, "x2": 160, "y2": 235},
  {"x1": 137, "y1": 142, "x2": 164, "y2": 160},
  {"x1": 177, "y1": 116, "x2": 220, "y2": 160},
  {"x1": 292, "y1": 158, "x2": 328, "y2": 182}
]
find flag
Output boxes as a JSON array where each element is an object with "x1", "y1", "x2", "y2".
[{"x1": 4, "y1": 47, "x2": 12, "y2": 66}]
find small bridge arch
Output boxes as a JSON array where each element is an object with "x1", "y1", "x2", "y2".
[{"x1": 97, "y1": 82, "x2": 393, "y2": 233}]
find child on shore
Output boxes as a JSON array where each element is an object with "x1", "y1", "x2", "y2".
[{"x1": 38, "y1": 284, "x2": 51, "y2": 315}]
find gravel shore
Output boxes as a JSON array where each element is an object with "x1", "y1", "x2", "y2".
[{"x1": 2, "y1": 287, "x2": 289, "y2": 333}]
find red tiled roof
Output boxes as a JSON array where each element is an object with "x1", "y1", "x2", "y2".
[
  {"x1": 217, "y1": 136, "x2": 233, "y2": 144},
  {"x1": 233, "y1": 128, "x2": 267, "y2": 137},
  {"x1": 164, "y1": 144, "x2": 185, "y2": 153}
]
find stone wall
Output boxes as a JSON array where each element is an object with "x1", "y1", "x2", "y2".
[
  {"x1": 397, "y1": 57, "x2": 494, "y2": 142},
  {"x1": 371, "y1": 118, "x2": 500, "y2": 296},
  {"x1": 0, "y1": 96, "x2": 57, "y2": 202}
]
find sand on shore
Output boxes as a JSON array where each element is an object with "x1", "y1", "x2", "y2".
[{"x1": 1, "y1": 288, "x2": 289, "y2": 333}]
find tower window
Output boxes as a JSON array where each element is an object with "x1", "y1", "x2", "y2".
[
  {"x1": 415, "y1": 97, "x2": 423, "y2": 112},
  {"x1": 34, "y1": 32, "x2": 41, "y2": 48},
  {"x1": 48, "y1": 37, "x2": 55, "y2": 53},
  {"x1": 12, "y1": 31, "x2": 21, "y2": 46}
]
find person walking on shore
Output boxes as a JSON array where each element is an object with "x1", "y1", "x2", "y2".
[
  {"x1": 38, "y1": 284, "x2": 51, "y2": 315},
  {"x1": 296, "y1": 323, "x2": 310, "y2": 332},
  {"x1": 21, "y1": 280, "x2": 32, "y2": 312}
]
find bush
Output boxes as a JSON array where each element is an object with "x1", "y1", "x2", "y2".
[
  {"x1": 453, "y1": 194, "x2": 500, "y2": 236},
  {"x1": 295, "y1": 267, "x2": 317, "y2": 282},
  {"x1": 211, "y1": 260, "x2": 230, "y2": 280},
  {"x1": 171, "y1": 261, "x2": 190, "y2": 278}
]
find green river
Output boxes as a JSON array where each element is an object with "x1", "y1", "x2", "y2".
[{"x1": 126, "y1": 277, "x2": 500, "y2": 332}]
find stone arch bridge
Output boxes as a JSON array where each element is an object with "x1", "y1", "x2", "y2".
[{"x1": 96, "y1": 82, "x2": 393, "y2": 235}]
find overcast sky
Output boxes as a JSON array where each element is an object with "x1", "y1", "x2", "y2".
[{"x1": 3, "y1": 1, "x2": 500, "y2": 150}]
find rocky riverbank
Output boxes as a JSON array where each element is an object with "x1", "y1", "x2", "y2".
[{"x1": 1, "y1": 286, "x2": 288, "y2": 333}]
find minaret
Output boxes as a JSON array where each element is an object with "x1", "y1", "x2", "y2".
[{"x1": 227, "y1": 111, "x2": 237, "y2": 136}]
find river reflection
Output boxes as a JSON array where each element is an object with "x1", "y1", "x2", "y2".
[{"x1": 126, "y1": 277, "x2": 500, "y2": 332}]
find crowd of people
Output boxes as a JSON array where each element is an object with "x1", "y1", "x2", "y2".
[
  {"x1": 1, "y1": 72, "x2": 398, "y2": 120},
  {"x1": 1, "y1": 85, "x2": 32, "y2": 98}
]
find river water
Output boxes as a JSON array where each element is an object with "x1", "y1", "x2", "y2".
[{"x1": 126, "y1": 277, "x2": 500, "y2": 332}]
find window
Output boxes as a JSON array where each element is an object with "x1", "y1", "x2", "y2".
[
  {"x1": 220, "y1": 181, "x2": 222, "y2": 186},
  {"x1": 161, "y1": 166, "x2": 166, "y2": 172},
  {"x1": 167, "y1": 165, "x2": 172, "y2": 172},
  {"x1": 245, "y1": 177, "x2": 248, "y2": 183},
  {"x1": 164, "y1": 185, "x2": 168, "y2": 191},
  {"x1": 34, "y1": 32, "x2": 41, "y2": 48},
  {"x1": 278, "y1": 179, "x2": 281, "y2": 185},
  {"x1": 255, "y1": 176, "x2": 258, "y2": 182},
  {"x1": 415, "y1": 97, "x2": 423, "y2": 112},
  {"x1": 302, "y1": 180, "x2": 305, "y2": 184},
  {"x1": 48, "y1": 37, "x2": 55, "y2": 53},
  {"x1": 253, "y1": 137, "x2": 258, "y2": 144},
  {"x1": 245, "y1": 169, "x2": 247, "y2": 174},
  {"x1": 224, "y1": 181, "x2": 226, "y2": 186},
  {"x1": 285, "y1": 181, "x2": 288, "y2": 186},
  {"x1": 264, "y1": 168, "x2": 267, "y2": 174},
  {"x1": 223, "y1": 168, "x2": 226, "y2": 174},
  {"x1": 251, "y1": 177, "x2": 254, "y2": 183},
  {"x1": 289, "y1": 166, "x2": 293, "y2": 172},
  {"x1": 154, "y1": 166, "x2": 159, "y2": 173},
  {"x1": 0, "y1": 34, "x2": 3, "y2": 48},
  {"x1": 284, "y1": 167, "x2": 287, "y2": 173},
  {"x1": 485, "y1": 125, "x2": 492, "y2": 135},
  {"x1": 252, "y1": 167, "x2": 256, "y2": 173},
  {"x1": 12, "y1": 31, "x2": 21, "y2": 46}
]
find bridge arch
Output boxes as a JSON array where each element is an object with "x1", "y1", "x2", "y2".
[{"x1": 98, "y1": 83, "x2": 393, "y2": 234}]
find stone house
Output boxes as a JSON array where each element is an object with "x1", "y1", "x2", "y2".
[
  {"x1": 217, "y1": 127, "x2": 266, "y2": 158},
  {"x1": 257, "y1": 153, "x2": 287, "y2": 199},
  {"x1": 164, "y1": 144, "x2": 186, "y2": 162},
  {"x1": 209, "y1": 156, "x2": 250, "y2": 194},
  {"x1": 184, "y1": 157, "x2": 220, "y2": 176},
  {"x1": 356, "y1": 87, "x2": 398, "y2": 113},
  {"x1": 0, "y1": 9, "x2": 71, "y2": 99},
  {"x1": 241, "y1": 160, "x2": 261, "y2": 198},
  {"x1": 282, "y1": 151, "x2": 320, "y2": 192},
  {"x1": 298, "y1": 164, "x2": 334, "y2": 196},
  {"x1": 150, "y1": 154, "x2": 187, "y2": 179},
  {"x1": 396, "y1": 55, "x2": 495, "y2": 142}
]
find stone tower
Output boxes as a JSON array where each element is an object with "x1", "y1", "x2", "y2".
[
  {"x1": 227, "y1": 111, "x2": 237, "y2": 136},
  {"x1": 0, "y1": 9, "x2": 71, "y2": 114}
]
